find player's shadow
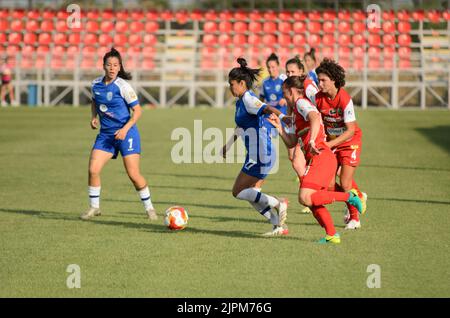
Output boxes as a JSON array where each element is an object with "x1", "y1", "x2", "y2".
[
  {"x1": 150, "y1": 172, "x2": 235, "y2": 181},
  {"x1": 369, "y1": 197, "x2": 450, "y2": 205},
  {"x1": 415, "y1": 125, "x2": 450, "y2": 154},
  {"x1": 360, "y1": 163, "x2": 450, "y2": 172},
  {"x1": 152, "y1": 184, "x2": 231, "y2": 193}
]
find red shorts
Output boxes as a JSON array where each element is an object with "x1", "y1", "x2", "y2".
[
  {"x1": 301, "y1": 148, "x2": 337, "y2": 191},
  {"x1": 334, "y1": 139, "x2": 362, "y2": 167}
]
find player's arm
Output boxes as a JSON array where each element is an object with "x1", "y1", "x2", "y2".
[
  {"x1": 326, "y1": 100, "x2": 356, "y2": 149},
  {"x1": 306, "y1": 111, "x2": 322, "y2": 155},
  {"x1": 221, "y1": 126, "x2": 243, "y2": 158},
  {"x1": 262, "y1": 105, "x2": 291, "y2": 125},
  {"x1": 267, "y1": 114, "x2": 297, "y2": 148},
  {"x1": 90, "y1": 98, "x2": 98, "y2": 129},
  {"x1": 242, "y1": 92, "x2": 291, "y2": 125},
  {"x1": 115, "y1": 104, "x2": 142, "y2": 140}
]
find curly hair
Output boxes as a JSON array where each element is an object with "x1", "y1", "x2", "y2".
[{"x1": 315, "y1": 58, "x2": 346, "y2": 88}]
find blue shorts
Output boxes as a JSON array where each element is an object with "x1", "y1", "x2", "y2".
[
  {"x1": 263, "y1": 105, "x2": 287, "y2": 137},
  {"x1": 241, "y1": 136, "x2": 276, "y2": 180},
  {"x1": 93, "y1": 126, "x2": 141, "y2": 159}
]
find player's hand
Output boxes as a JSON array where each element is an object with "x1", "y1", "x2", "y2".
[
  {"x1": 267, "y1": 114, "x2": 282, "y2": 132},
  {"x1": 114, "y1": 128, "x2": 128, "y2": 140},
  {"x1": 279, "y1": 98, "x2": 287, "y2": 106},
  {"x1": 281, "y1": 115, "x2": 293, "y2": 126},
  {"x1": 90, "y1": 118, "x2": 98, "y2": 129},
  {"x1": 309, "y1": 141, "x2": 321, "y2": 156}
]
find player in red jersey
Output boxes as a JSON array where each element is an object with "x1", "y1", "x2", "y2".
[
  {"x1": 315, "y1": 58, "x2": 367, "y2": 230},
  {"x1": 268, "y1": 75, "x2": 362, "y2": 244}
]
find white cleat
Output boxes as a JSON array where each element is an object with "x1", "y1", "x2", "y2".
[
  {"x1": 345, "y1": 219, "x2": 361, "y2": 230},
  {"x1": 276, "y1": 197, "x2": 288, "y2": 227},
  {"x1": 343, "y1": 207, "x2": 350, "y2": 224},
  {"x1": 80, "y1": 207, "x2": 101, "y2": 220},
  {"x1": 146, "y1": 208, "x2": 158, "y2": 220},
  {"x1": 301, "y1": 206, "x2": 312, "y2": 214},
  {"x1": 261, "y1": 225, "x2": 289, "y2": 237}
]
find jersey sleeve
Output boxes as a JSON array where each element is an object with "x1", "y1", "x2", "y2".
[
  {"x1": 279, "y1": 74, "x2": 287, "y2": 81},
  {"x1": 296, "y1": 99, "x2": 318, "y2": 121},
  {"x1": 343, "y1": 99, "x2": 356, "y2": 123},
  {"x1": 119, "y1": 81, "x2": 139, "y2": 107},
  {"x1": 305, "y1": 83, "x2": 319, "y2": 106},
  {"x1": 242, "y1": 92, "x2": 267, "y2": 116}
]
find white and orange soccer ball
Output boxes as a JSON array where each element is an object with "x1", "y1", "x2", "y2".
[{"x1": 164, "y1": 206, "x2": 189, "y2": 230}]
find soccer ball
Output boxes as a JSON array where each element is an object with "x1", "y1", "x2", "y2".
[{"x1": 164, "y1": 206, "x2": 189, "y2": 230}]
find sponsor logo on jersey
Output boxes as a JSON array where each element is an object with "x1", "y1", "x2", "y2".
[
  {"x1": 326, "y1": 127, "x2": 345, "y2": 136},
  {"x1": 254, "y1": 101, "x2": 263, "y2": 108},
  {"x1": 329, "y1": 109, "x2": 337, "y2": 115},
  {"x1": 323, "y1": 116, "x2": 341, "y2": 122},
  {"x1": 350, "y1": 145, "x2": 359, "y2": 150},
  {"x1": 99, "y1": 104, "x2": 108, "y2": 112},
  {"x1": 129, "y1": 91, "x2": 137, "y2": 100},
  {"x1": 94, "y1": 91, "x2": 100, "y2": 95},
  {"x1": 106, "y1": 91, "x2": 113, "y2": 101}
]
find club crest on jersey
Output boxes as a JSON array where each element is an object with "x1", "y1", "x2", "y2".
[
  {"x1": 99, "y1": 104, "x2": 108, "y2": 112},
  {"x1": 106, "y1": 91, "x2": 113, "y2": 101},
  {"x1": 329, "y1": 109, "x2": 337, "y2": 115},
  {"x1": 270, "y1": 94, "x2": 277, "y2": 101},
  {"x1": 275, "y1": 84, "x2": 281, "y2": 91}
]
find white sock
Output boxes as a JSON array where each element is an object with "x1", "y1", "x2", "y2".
[
  {"x1": 89, "y1": 186, "x2": 101, "y2": 209},
  {"x1": 138, "y1": 186, "x2": 154, "y2": 210},
  {"x1": 237, "y1": 188, "x2": 280, "y2": 225}
]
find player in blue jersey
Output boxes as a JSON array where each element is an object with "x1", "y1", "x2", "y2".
[
  {"x1": 80, "y1": 48, "x2": 157, "y2": 221},
  {"x1": 221, "y1": 58, "x2": 290, "y2": 237},
  {"x1": 304, "y1": 48, "x2": 319, "y2": 86},
  {"x1": 259, "y1": 53, "x2": 287, "y2": 136}
]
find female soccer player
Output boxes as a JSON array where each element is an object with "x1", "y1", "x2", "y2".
[
  {"x1": 315, "y1": 58, "x2": 367, "y2": 230},
  {"x1": 0, "y1": 58, "x2": 16, "y2": 106},
  {"x1": 304, "y1": 48, "x2": 319, "y2": 86},
  {"x1": 81, "y1": 48, "x2": 157, "y2": 221},
  {"x1": 259, "y1": 53, "x2": 287, "y2": 135},
  {"x1": 222, "y1": 58, "x2": 290, "y2": 237},
  {"x1": 268, "y1": 75, "x2": 362, "y2": 243}
]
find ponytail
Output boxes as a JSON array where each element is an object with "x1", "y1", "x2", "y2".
[{"x1": 228, "y1": 58, "x2": 261, "y2": 89}]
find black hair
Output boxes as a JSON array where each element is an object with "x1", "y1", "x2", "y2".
[
  {"x1": 228, "y1": 57, "x2": 261, "y2": 89},
  {"x1": 304, "y1": 48, "x2": 317, "y2": 63},
  {"x1": 315, "y1": 58, "x2": 346, "y2": 89},
  {"x1": 266, "y1": 53, "x2": 279, "y2": 66},
  {"x1": 103, "y1": 47, "x2": 132, "y2": 80},
  {"x1": 285, "y1": 55, "x2": 305, "y2": 72}
]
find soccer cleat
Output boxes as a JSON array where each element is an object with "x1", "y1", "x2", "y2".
[
  {"x1": 361, "y1": 192, "x2": 368, "y2": 214},
  {"x1": 80, "y1": 207, "x2": 101, "y2": 220},
  {"x1": 343, "y1": 207, "x2": 350, "y2": 224},
  {"x1": 301, "y1": 206, "x2": 312, "y2": 214},
  {"x1": 261, "y1": 225, "x2": 289, "y2": 237},
  {"x1": 276, "y1": 197, "x2": 288, "y2": 226},
  {"x1": 318, "y1": 233, "x2": 341, "y2": 244},
  {"x1": 346, "y1": 189, "x2": 363, "y2": 214},
  {"x1": 345, "y1": 219, "x2": 361, "y2": 230},
  {"x1": 146, "y1": 208, "x2": 158, "y2": 220}
]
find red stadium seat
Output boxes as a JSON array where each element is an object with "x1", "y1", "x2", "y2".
[
  {"x1": 399, "y1": 59, "x2": 411, "y2": 69},
  {"x1": 161, "y1": 10, "x2": 172, "y2": 21},
  {"x1": 144, "y1": 10, "x2": 157, "y2": 21},
  {"x1": 352, "y1": 46, "x2": 364, "y2": 58},
  {"x1": 292, "y1": 34, "x2": 306, "y2": 46},
  {"x1": 218, "y1": 34, "x2": 232, "y2": 46},
  {"x1": 84, "y1": 33, "x2": 98, "y2": 45},
  {"x1": 53, "y1": 33, "x2": 67, "y2": 45},
  {"x1": 145, "y1": 21, "x2": 159, "y2": 33},
  {"x1": 293, "y1": 11, "x2": 306, "y2": 21},
  {"x1": 127, "y1": 45, "x2": 141, "y2": 56},
  {"x1": 38, "y1": 33, "x2": 52, "y2": 45},
  {"x1": 323, "y1": 21, "x2": 335, "y2": 33},
  {"x1": 23, "y1": 32, "x2": 37, "y2": 45},
  {"x1": 234, "y1": 10, "x2": 247, "y2": 21},
  {"x1": 98, "y1": 33, "x2": 113, "y2": 46},
  {"x1": 131, "y1": 11, "x2": 144, "y2": 21},
  {"x1": 8, "y1": 32, "x2": 22, "y2": 45},
  {"x1": 398, "y1": 34, "x2": 411, "y2": 46},
  {"x1": 130, "y1": 21, "x2": 144, "y2": 33},
  {"x1": 321, "y1": 46, "x2": 334, "y2": 59},
  {"x1": 249, "y1": 10, "x2": 263, "y2": 21},
  {"x1": 100, "y1": 21, "x2": 114, "y2": 33},
  {"x1": 308, "y1": 11, "x2": 321, "y2": 21},
  {"x1": 322, "y1": 34, "x2": 335, "y2": 47},
  {"x1": 115, "y1": 21, "x2": 128, "y2": 33},
  {"x1": 308, "y1": 34, "x2": 321, "y2": 46},
  {"x1": 204, "y1": 21, "x2": 217, "y2": 33},
  {"x1": 26, "y1": 20, "x2": 39, "y2": 32},
  {"x1": 113, "y1": 33, "x2": 127, "y2": 46},
  {"x1": 368, "y1": 46, "x2": 380, "y2": 57},
  {"x1": 382, "y1": 21, "x2": 395, "y2": 33},
  {"x1": 308, "y1": 21, "x2": 321, "y2": 34},
  {"x1": 233, "y1": 21, "x2": 248, "y2": 34},
  {"x1": 0, "y1": 33, "x2": 6, "y2": 43},
  {"x1": 248, "y1": 34, "x2": 261, "y2": 46},
  {"x1": 337, "y1": 21, "x2": 350, "y2": 33},
  {"x1": 0, "y1": 9, "x2": 8, "y2": 19},
  {"x1": 338, "y1": 34, "x2": 351, "y2": 46},
  {"x1": 205, "y1": 10, "x2": 218, "y2": 21},
  {"x1": 427, "y1": 10, "x2": 441, "y2": 23},
  {"x1": 368, "y1": 58, "x2": 380, "y2": 69},
  {"x1": 202, "y1": 34, "x2": 217, "y2": 46},
  {"x1": 263, "y1": 22, "x2": 277, "y2": 34},
  {"x1": 10, "y1": 20, "x2": 23, "y2": 32},
  {"x1": 56, "y1": 20, "x2": 68, "y2": 32},
  {"x1": 36, "y1": 45, "x2": 50, "y2": 69},
  {"x1": 86, "y1": 20, "x2": 99, "y2": 33},
  {"x1": 352, "y1": 10, "x2": 365, "y2": 21},
  {"x1": 51, "y1": 45, "x2": 66, "y2": 69},
  {"x1": 323, "y1": 10, "x2": 337, "y2": 21},
  {"x1": 338, "y1": 10, "x2": 351, "y2": 21},
  {"x1": 116, "y1": 10, "x2": 129, "y2": 21},
  {"x1": 368, "y1": 34, "x2": 381, "y2": 46},
  {"x1": 398, "y1": 46, "x2": 411, "y2": 59},
  {"x1": 86, "y1": 10, "x2": 99, "y2": 20},
  {"x1": 382, "y1": 34, "x2": 396, "y2": 46},
  {"x1": 40, "y1": 20, "x2": 54, "y2": 32},
  {"x1": 352, "y1": 21, "x2": 365, "y2": 33},
  {"x1": 12, "y1": 9, "x2": 25, "y2": 20},
  {"x1": 339, "y1": 59, "x2": 350, "y2": 69},
  {"x1": 68, "y1": 33, "x2": 81, "y2": 44},
  {"x1": 293, "y1": 21, "x2": 306, "y2": 33},
  {"x1": 443, "y1": 10, "x2": 450, "y2": 21},
  {"x1": 398, "y1": 21, "x2": 411, "y2": 33},
  {"x1": 278, "y1": 33, "x2": 291, "y2": 46},
  {"x1": 383, "y1": 46, "x2": 395, "y2": 59},
  {"x1": 278, "y1": 11, "x2": 292, "y2": 21},
  {"x1": 352, "y1": 34, "x2": 365, "y2": 46},
  {"x1": 0, "y1": 20, "x2": 7, "y2": 32},
  {"x1": 338, "y1": 46, "x2": 351, "y2": 59},
  {"x1": 219, "y1": 21, "x2": 232, "y2": 33},
  {"x1": 142, "y1": 46, "x2": 156, "y2": 57},
  {"x1": 412, "y1": 10, "x2": 424, "y2": 21},
  {"x1": 278, "y1": 21, "x2": 292, "y2": 34},
  {"x1": 383, "y1": 58, "x2": 394, "y2": 70},
  {"x1": 232, "y1": 46, "x2": 246, "y2": 59},
  {"x1": 278, "y1": 46, "x2": 290, "y2": 63},
  {"x1": 56, "y1": 10, "x2": 69, "y2": 20},
  {"x1": 232, "y1": 34, "x2": 246, "y2": 45},
  {"x1": 248, "y1": 21, "x2": 262, "y2": 33},
  {"x1": 263, "y1": 34, "x2": 277, "y2": 46},
  {"x1": 21, "y1": 45, "x2": 35, "y2": 69},
  {"x1": 263, "y1": 11, "x2": 277, "y2": 21},
  {"x1": 382, "y1": 10, "x2": 395, "y2": 21},
  {"x1": 175, "y1": 11, "x2": 189, "y2": 24},
  {"x1": 397, "y1": 10, "x2": 410, "y2": 21},
  {"x1": 129, "y1": 34, "x2": 141, "y2": 46},
  {"x1": 101, "y1": 10, "x2": 114, "y2": 20},
  {"x1": 201, "y1": 46, "x2": 216, "y2": 58},
  {"x1": 142, "y1": 58, "x2": 155, "y2": 70}
]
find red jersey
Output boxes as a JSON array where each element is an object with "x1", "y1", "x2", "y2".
[
  {"x1": 315, "y1": 88, "x2": 362, "y2": 148},
  {"x1": 292, "y1": 97, "x2": 327, "y2": 159}
]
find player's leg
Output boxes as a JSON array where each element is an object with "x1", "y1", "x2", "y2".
[
  {"x1": 8, "y1": 83, "x2": 15, "y2": 106},
  {"x1": 81, "y1": 149, "x2": 113, "y2": 220},
  {"x1": 292, "y1": 145, "x2": 312, "y2": 213},
  {"x1": 339, "y1": 164, "x2": 362, "y2": 229},
  {"x1": 0, "y1": 83, "x2": 6, "y2": 106}
]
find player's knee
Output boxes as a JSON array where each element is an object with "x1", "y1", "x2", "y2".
[
  {"x1": 88, "y1": 166, "x2": 101, "y2": 178},
  {"x1": 127, "y1": 170, "x2": 142, "y2": 183},
  {"x1": 299, "y1": 192, "x2": 312, "y2": 207}
]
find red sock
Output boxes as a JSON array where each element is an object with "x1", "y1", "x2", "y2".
[
  {"x1": 346, "y1": 203, "x2": 360, "y2": 221},
  {"x1": 312, "y1": 205, "x2": 336, "y2": 236},
  {"x1": 310, "y1": 191, "x2": 350, "y2": 206}
]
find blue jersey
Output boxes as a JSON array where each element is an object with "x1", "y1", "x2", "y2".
[
  {"x1": 260, "y1": 74, "x2": 287, "y2": 107},
  {"x1": 235, "y1": 91, "x2": 275, "y2": 179},
  {"x1": 308, "y1": 69, "x2": 319, "y2": 86},
  {"x1": 91, "y1": 76, "x2": 140, "y2": 134}
]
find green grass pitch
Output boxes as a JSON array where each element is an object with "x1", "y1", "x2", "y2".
[{"x1": 0, "y1": 107, "x2": 449, "y2": 297}]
